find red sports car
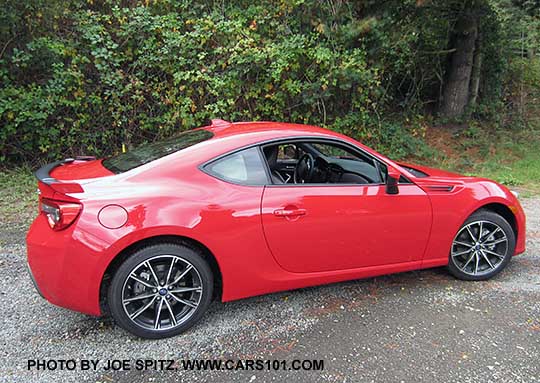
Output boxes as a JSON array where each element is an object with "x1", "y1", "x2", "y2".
[{"x1": 27, "y1": 120, "x2": 526, "y2": 338}]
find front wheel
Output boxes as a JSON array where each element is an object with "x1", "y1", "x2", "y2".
[
  {"x1": 448, "y1": 211, "x2": 515, "y2": 281},
  {"x1": 108, "y1": 243, "x2": 213, "y2": 339}
]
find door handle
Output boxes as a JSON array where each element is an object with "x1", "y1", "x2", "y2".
[{"x1": 273, "y1": 208, "x2": 307, "y2": 217}]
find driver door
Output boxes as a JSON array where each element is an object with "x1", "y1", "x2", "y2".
[{"x1": 260, "y1": 140, "x2": 432, "y2": 273}]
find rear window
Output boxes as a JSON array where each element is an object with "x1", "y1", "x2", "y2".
[{"x1": 103, "y1": 129, "x2": 213, "y2": 173}]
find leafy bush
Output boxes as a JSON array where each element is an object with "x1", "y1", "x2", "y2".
[
  {"x1": 0, "y1": 0, "x2": 535, "y2": 165},
  {"x1": 1, "y1": 1, "x2": 389, "y2": 164}
]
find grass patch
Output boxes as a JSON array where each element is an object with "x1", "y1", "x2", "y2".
[
  {"x1": 473, "y1": 140, "x2": 540, "y2": 195},
  {"x1": 420, "y1": 121, "x2": 540, "y2": 196},
  {"x1": 0, "y1": 168, "x2": 38, "y2": 227}
]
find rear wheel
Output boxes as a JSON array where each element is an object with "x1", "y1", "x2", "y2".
[
  {"x1": 108, "y1": 243, "x2": 213, "y2": 339},
  {"x1": 448, "y1": 211, "x2": 515, "y2": 281}
]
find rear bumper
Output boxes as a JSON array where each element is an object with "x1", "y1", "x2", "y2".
[
  {"x1": 26, "y1": 262, "x2": 44, "y2": 298},
  {"x1": 26, "y1": 214, "x2": 108, "y2": 316}
]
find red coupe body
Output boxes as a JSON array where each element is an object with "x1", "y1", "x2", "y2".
[{"x1": 27, "y1": 121, "x2": 526, "y2": 317}]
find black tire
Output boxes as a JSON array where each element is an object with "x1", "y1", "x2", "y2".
[
  {"x1": 108, "y1": 243, "x2": 213, "y2": 339},
  {"x1": 448, "y1": 210, "x2": 515, "y2": 281}
]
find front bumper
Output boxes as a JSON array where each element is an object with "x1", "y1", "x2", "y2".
[{"x1": 513, "y1": 200, "x2": 527, "y2": 256}]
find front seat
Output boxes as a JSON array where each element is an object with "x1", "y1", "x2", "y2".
[{"x1": 263, "y1": 146, "x2": 285, "y2": 184}]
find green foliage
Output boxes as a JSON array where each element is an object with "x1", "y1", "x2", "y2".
[
  {"x1": 0, "y1": 0, "x2": 537, "y2": 165},
  {"x1": 472, "y1": 124, "x2": 540, "y2": 190},
  {"x1": 1, "y1": 1, "x2": 387, "y2": 163},
  {"x1": 0, "y1": 167, "x2": 36, "y2": 229}
]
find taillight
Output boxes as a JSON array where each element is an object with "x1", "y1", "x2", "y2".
[{"x1": 40, "y1": 198, "x2": 82, "y2": 231}]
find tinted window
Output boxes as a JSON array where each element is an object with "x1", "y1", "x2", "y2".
[
  {"x1": 308, "y1": 141, "x2": 382, "y2": 183},
  {"x1": 312, "y1": 143, "x2": 356, "y2": 160},
  {"x1": 205, "y1": 147, "x2": 268, "y2": 185},
  {"x1": 103, "y1": 129, "x2": 213, "y2": 173},
  {"x1": 276, "y1": 144, "x2": 304, "y2": 160}
]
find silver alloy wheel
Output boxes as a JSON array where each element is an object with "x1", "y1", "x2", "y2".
[
  {"x1": 451, "y1": 220, "x2": 508, "y2": 276},
  {"x1": 121, "y1": 255, "x2": 203, "y2": 331}
]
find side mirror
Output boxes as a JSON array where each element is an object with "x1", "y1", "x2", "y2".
[{"x1": 386, "y1": 166, "x2": 400, "y2": 195}]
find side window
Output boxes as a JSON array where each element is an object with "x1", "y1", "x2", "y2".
[
  {"x1": 205, "y1": 147, "x2": 268, "y2": 185},
  {"x1": 312, "y1": 143, "x2": 355, "y2": 160},
  {"x1": 309, "y1": 141, "x2": 382, "y2": 184},
  {"x1": 277, "y1": 144, "x2": 304, "y2": 160}
]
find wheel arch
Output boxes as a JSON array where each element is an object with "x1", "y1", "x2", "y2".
[
  {"x1": 99, "y1": 234, "x2": 223, "y2": 315},
  {"x1": 470, "y1": 202, "x2": 518, "y2": 239}
]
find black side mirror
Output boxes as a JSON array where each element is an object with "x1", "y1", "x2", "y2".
[{"x1": 386, "y1": 166, "x2": 400, "y2": 195}]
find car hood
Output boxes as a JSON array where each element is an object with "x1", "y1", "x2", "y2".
[
  {"x1": 397, "y1": 162, "x2": 471, "y2": 179},
  {"x1": 395, "y1": 161, "x2": 483, "y2": 195}
]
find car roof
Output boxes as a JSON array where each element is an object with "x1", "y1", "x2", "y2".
[
  {"x1": 203, "y1": 120, "x2": 344, "y2": 144},
  {"x1": 113, "y1": 119, "x2": 409, "y2": 183},
  {"x1": 187, "y1": 119, "x2": 388, "y2": 164},
  {"x1": 137, "y1": 120, "x2": 365, "y2": 174},
  {"x1": 122, "y1": 119, "x2": 392, "y2": 181}
]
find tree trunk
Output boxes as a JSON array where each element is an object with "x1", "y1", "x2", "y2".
[
  {"x1": 468, "y1": 31, "x2": 483, "y2": 109},
  {"x1": 440, "y1": 13, "x2": 478, "y2": 118}
]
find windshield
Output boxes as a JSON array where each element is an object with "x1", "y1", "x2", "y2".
[{"x1": 103, "y1": 129, "x2": 213, "y2": 173}]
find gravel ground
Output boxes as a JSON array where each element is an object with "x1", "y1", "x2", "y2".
[{"x1": 0, "y1": 198, "x2": 539, "y2": 383}]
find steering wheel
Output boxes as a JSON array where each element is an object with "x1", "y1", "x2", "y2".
[{"x1": 294, "y1": 153, "x2": 315, "y2": 183}]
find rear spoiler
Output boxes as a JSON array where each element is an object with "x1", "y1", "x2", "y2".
[{"x1": 35, "y1": 156, "x2": 95, "y2": 193}]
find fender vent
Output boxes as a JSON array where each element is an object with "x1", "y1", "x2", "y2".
[{"x1": 425, "y1": 185, "x2": 454, "y2": 192}]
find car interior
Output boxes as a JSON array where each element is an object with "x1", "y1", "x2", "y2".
[{"x1": 262, "y1": 141, "x2": 387, "y2": 185}]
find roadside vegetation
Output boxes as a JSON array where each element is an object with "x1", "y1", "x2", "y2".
[
  {"x1": 423, "y1": 122, "x2": 540, "y2": 195},
  {"x1": 0, "y1": 168, "x2": 36, "y2": 230}
]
